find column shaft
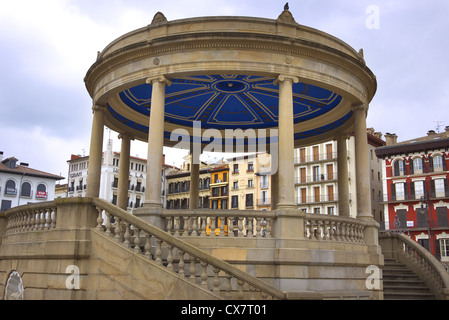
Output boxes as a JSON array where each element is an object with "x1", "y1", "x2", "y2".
[
  {"x1": 337, "y1": 136, "x2": 350, "y2": 217},
  {"x1": 189, "y1": 148, "x2": 200, "y2": 209},
  {"x1": 117, "y1": 134, "x2": 132, "y2": 210},
  {"x1": 86, "y1": 105, "x2": 105, "y2": 198},
  {"x1": 353, "y1": 104, "x2": 373, "y2": 220},
  {"x1": 276, "y1": 75, "x2": 298, "y2": 208},
  {"x1": 145, "y1": 77, "x2": 170, "y2": 207}
]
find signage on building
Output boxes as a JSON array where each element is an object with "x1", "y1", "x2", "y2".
[
  {"x1": 5, "y1": 187, "x2": 17, "y2": 195},
  {"x1": 70, "y1": 172, "x2": 83, "y2": 178},
  {"x1": 36, "y1": 191, "x2": 47, "y2": 199}
]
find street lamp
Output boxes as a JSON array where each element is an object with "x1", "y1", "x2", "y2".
[{"x1": 420, "y1": 195, "x2": 433, "y2": 255}]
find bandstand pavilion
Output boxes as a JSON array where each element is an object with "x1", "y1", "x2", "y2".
[{"x1": 83, "y1": 8, "x2": 381, "y2": 297}]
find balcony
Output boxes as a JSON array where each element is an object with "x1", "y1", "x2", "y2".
[
  {"x1": 295, "y1": 173, "x2": 337, "y2": 184},
  {"x1": 295, "y1": 152, "x2": 338, "y2": 164},
  {"x1": 257, "y1": 198, "x2": 271, "y2": 207},
  {"x1": 296, "y1": 194, "x2": 338, "y2": 205}
]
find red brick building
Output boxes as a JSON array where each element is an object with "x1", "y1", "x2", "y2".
[{"x1": 376, "y1": 130, "x2": 449, "y2": 267}]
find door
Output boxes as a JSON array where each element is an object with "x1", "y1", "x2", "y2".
[{"x1": 326, "y1": 164, "x2": 334, "y2": 180}]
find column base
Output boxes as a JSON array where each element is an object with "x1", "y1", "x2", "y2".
[{"x1": 134, "y1": 206, "x2": 164, "y2": 230}]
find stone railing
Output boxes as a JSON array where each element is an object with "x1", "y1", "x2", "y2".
[
  {"x1": 304, "y1": 214, "x2": 367, "y2": 243},
  {"x1": 92, "y1": 199, "x2": 285, "y2": 300},
  {"x1": 161, "y1": 209, "x2": 275, "y2": 238},
  {"x1": 379, "y1": 232, "x2": 449, "y2": 300},
  {"x1": 3, "y1": 202, "x2": 57, "y2": 236}
]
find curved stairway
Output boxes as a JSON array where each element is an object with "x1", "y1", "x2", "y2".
[{"x1": 383, "y1": 258, "x2": 435, "y2": 300}]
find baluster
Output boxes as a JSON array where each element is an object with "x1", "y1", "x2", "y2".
[
  {"x1": 247, "y1": 218, "x2": 253, "y2": 237},
  {"x1": 29, "y1": 210, "x2": 36, "y2": 231},
  {"x1": 322, "y1": 221, "x2": 329, "y2": 240},
  {"x1": 211, "y1": 217, "x2": 217, "y2": 237},
  {"x1": 261, "y1": 291, "x2": 269, "y2": 300},
  {"x1": 155, "y1": 239, "x2": 163, "y2": 265},
  {"x1": 238, "y1": 217, "x2": 244, "y2": 237},
  {"x1": 174, "y1": 217, "x2": 180, "y2": 236},
  {"x1": 237, "y1": 280, "x2": 244, "y2": 299},
  {"x1": 178, "y1": 251, "x2": 185, "y2": 277},
  {"x1": 50, "y1": 209, "x2": 56, "y2": 229},
  {"x1": 134, "y1": 228, "x2": 141, "y2": 253},
  {"x1": 191, "y1": 216, "x2": 198, "y2": 236},
  {"x1": 166, "y1": 217, "x2": 173, "y2": 234},
  {"x1": 249, "y1": 286, "x2": 257, "y2": 300},
  {"x1": 256, "y1": 218, "x2": 262, "y2": 238},
  {"x1": 167, "y1": 245, "x2": 174, "y2": 271},
  {"x1": 114, "y1": 217, "x2": 123, "y2": 243},
  {"x1": 336, "y1": 222, "x2": 343, "y2": 241},
  {"x1": 213, "y1": 268, "x2": 220, "y2": 294},
  {"x1": 224, "y1": 274, "x2": 232, "y2": 299},
  {"x1": 104, "y1": 212, "x2": 112, "y2": 236},
  {"x1": 123, "y1": 223, "x2": 132, "y2": 248},
  {"x1": 219, "y1": 217, "x2": 225, "y2": 237},
  {"x1": 266, "y1": 218, "x2": 273, "y2": 238},
  {"x1": 316, "y1": 220, "x2": 323, "y2": 240},
  {"x1": 185, "y1": 216, "x2": 191, "y2": 236},
  {"x1": 200, "y1": 261, "x2": 208, "y2": 289},
  {"x1": 188, "y1": 255, "x2": 197, "y2": 283},
  {"x1": 201, "y1": 216, "x2": 208, "y2": 236},
  {"x1": 39, "y1": 210, "x2": 45, "y2": 230},
  {"x1": 144, "y1": 233, "x2": 152, "y2": 259},
  {"x1": 45, "y1": 209, "x2": 52, "y2": 230},
  {"x1": 96, "y1": 207, "x2": 104, "y2": 231}
]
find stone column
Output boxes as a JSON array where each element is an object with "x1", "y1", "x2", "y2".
[
  {"x1": 276, "y1": 75, "x2": 298, "y2": 209},
  {"x1": 117, "y1": 133, "x2": 133, "y2": 210},
  {"x1": 337, "y1": 136, "x2": 350, "y2": 217},
  {"x1": 86, "y1": 105, "x2": 106, "y2": 198},
  {"x1": 144, "y1": 76, "x2": 171, "y2": 208},
  {"x1": 189, "y1": 146, "x2": 200, "y2": 210},
  {"x1": 352, "y1": 104, "x2": 373, "y2": 220},
  {"x1": 271, "y1": 170, "x2": 279, "y2": 210}
]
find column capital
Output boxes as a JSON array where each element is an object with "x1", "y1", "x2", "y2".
[
  {"x1": 146, "y1": 75, "x2": 172, "y2": 86},
  {"x1": 92, "y1": 105, "x2": 106, "y2": 113},
  {"x1": 118, "y1": 133, "x2": 135, "y2": 141},
  {"x1": 351, "y1": 103, "x2": 368, "y2": 113},
  {"x1": 274, "y1": 74, "x2": 299, "y2": 85}
]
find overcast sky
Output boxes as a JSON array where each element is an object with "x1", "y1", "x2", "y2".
[{"x1": 0, "y1": 0, "x2": 448, "y2": 182}]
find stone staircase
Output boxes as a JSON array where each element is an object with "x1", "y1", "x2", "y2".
[{"x1": 383, "y1": 258, "x2": 435, "y2": 300}]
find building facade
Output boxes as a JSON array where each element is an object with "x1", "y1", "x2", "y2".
[
  {"x1": 0, "y1": 152, "x2": 64, "y2": 212},
  {"x1": 294, "y1": 128, "x2": 385, "y2": 220},
  {"x1": 67, "y1": 139, "x2": 171, "y2": 212},
  {"x1": 376, "y1": 128, "x2": 449, "y2": 266}
]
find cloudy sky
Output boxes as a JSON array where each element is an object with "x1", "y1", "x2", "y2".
[{"x1": 0, "y1": 0, "x2": 448, "y2": 182}]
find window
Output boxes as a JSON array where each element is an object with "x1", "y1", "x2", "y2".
[
  {"x1": 393, "y1": 160, "x2": 405, "y2": 176},
  {"x1": 233, "y1": 164, "x2": 239, "y2": 173},
  {"x1": 233, "y1": 181, "x2": 239, "y2": 190},
  {"x1": 395, "y1": 183, "x2": 405, "y2": 200},
  {"x1": 246, "y1": 194, "x2": 254, "y2": 207},
  {"x1": 433, "y1": 156, "x2": 443, "y2": 171},
  {"x1": 440, "y1": 239, "x2": 449, "y2": 259},
  {"x1": 327, "y1": 207, "x2": 335, "y2": 215},
  {"x1": 247, "y1": 162, "x2": 254, "y2": 172},
  {"x1": 413, "y1": 158, "x2": 423, "y2": 171},
  {"x1": 1, "y1": 200, "x2": 12, "y2": 212},
  {"x1": 261, "y1": 175, "x2": 268, "y2": 189},
  {"x1": 36, "y1": 184, "x2": 47, "y2": 199},
  {"x1": 248, "y1": 179, "x2": 253, "y2": 188},
  {"x1": 20, "y1": 182, "x2": 32, "y2": 198},
  {"x1": 231, "y1": 195, "x2": 238, "y2": 208},
  {"x1": 435, "y1": 179, "x2": 445, "y2": 197},
  {"x1": 417, "y1": 208, "x2": 428, "y2": 228},
  {"x1": 5, "y1": 180, "x2": 17, "y2": 196},
  {"x1": 312, "y1": 166, "x2": 320, "y2": 182},
  {"x1": 437, "y1": 207, "x2": 449, "y2": 228},
  {"x1": 414, "y1": 181, "x2": 424, "y2": 199}
]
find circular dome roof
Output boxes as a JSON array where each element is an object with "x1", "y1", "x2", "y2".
[{"x1": 85, "y1": 9, "x2": 376, "y2": 149}]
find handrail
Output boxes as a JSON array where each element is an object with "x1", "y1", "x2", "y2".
[
  {"x1": 379, "y1": 232, "x2": 449, "y2": 300},
  {"x1": 91, "y1": 198, "x2": 286, "y2": 300}
]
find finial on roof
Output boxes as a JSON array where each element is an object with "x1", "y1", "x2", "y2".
[
  {"x1": 277, "y1": 3, "x2": 298, "y2": 24},
  {"x1": 151, "y1": 12, "x2": 168, "y2": 25}
]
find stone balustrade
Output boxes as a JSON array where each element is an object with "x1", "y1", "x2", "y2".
[
  {"x1": 3, "y1": 202, "x2": 57, "y2": 236},
  {"x1": 304, "y1": 214, "x2": 367, "y2": 243},
  {"x1": 380, "y1": 232, "x2": 449, "y2": 300},
  {"x1": 162, "y1": 209, "x2": 275, "y2": 238},
  {"x1": 92, "y1": 199, "x2": 285, "y2": 300}
]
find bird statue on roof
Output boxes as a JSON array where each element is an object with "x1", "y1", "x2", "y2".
[{"x1": 284, "y1": 2, "x2": 289, "y2": 11}]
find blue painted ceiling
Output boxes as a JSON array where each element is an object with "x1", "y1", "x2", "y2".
[{"x1": 117, "y1": 75, "x2": 343, "y2": 130}]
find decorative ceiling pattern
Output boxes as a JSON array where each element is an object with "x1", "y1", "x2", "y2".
[{"x1": 117, "y1": 75, "x2": 342, "y2": 130}]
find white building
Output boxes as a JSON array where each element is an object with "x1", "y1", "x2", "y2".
[
  {"x1": 294, "y1": 128, "x2": 385, "y2": 221},
  {"x1": 0, "y1": 152, "x2": 64, "y2": 212},
  {"x1": 67, "y1": 139, "x2": 172, "y2": 212}
]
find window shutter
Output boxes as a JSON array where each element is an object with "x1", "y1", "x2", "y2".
[
  {"x1": 409, "y1": 158, "x2": 414, "y2": 175},
  {"x1": 443, "y1": 154, "x2": 447, "y2": 171},
  {"x1": 397, "y1": 209, "x2": 407, "y2": 229},
  {"x1": 444, "y1": 178, "x2": 449, "y2": 197},
  {"x1": 436, "y1": 207, "x2": 449, "y2": 228},
  {"x1": 394, "y1": 161, "x2": 400, "y2": 177},
  {"x1": 410, "y1": 181, "x2": 415, "y2": 200},
  {"x1": 430, "y1": 180, "x2": 436, "y2": 198},
  {"x1": 429, "y1": 156, "x2": 434, "y2": 173},
  {"x1": 391, "y1": 182, "x2": 396, "y2": 201},
  {"x1": 422, "y1": 156, "x2": 427, "y2": 173},
  {"x1": 404, "y1": 182, "x2": 409, "y2": 200}
]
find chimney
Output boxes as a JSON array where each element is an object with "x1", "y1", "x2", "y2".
[
  {"x1": 20, "y1": 162, "x2": 29, "y2": 167},
  {"x1": 428, "y1": 130, "x2": 436, "y2": 136},
  {"x1": 385, "y1": 133, "x2": 398, "y2": 146},
  {"x1": 0, "y1": 151, "x2": 3, "y2": 162}
]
